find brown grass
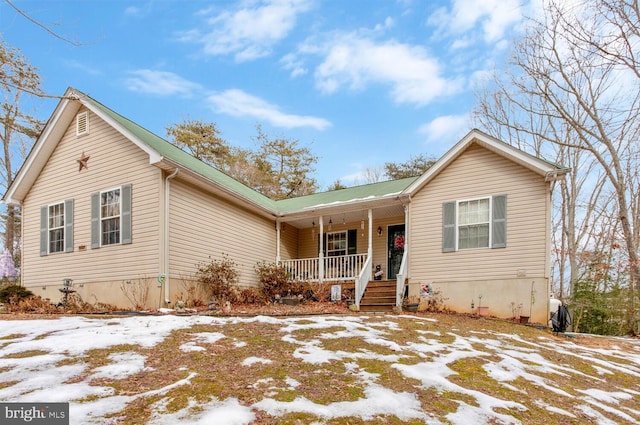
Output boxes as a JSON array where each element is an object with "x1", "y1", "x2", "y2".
[{"x1": 0, "y1": 310, "x2": 638, "y2": 424}]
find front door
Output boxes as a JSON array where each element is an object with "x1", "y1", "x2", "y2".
[{"x1": 387, "y1": 224, "x2": 405, "y2": 280}]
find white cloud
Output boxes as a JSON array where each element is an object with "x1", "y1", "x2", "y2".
[
  {"x1": 305, "y1": 33, "x2": 462, "y2": 106},
  {"x1": 207, "y1": 89, "x2": 331, "y2": 130},
  {"x1": 180, "y1": 0, "x2": 313, "y2": 62},
  {"x1": 427, "y1": 0, "x2": 523, "y2": 44},
  {"x1": 124, "y1": 6, "x2": 141, "y2": 16},
  {"x1": 124, "y1": 70, "x2": 202, "y2": 96},
  {"x1": 418, "y1": 114, "x2": 470, "y2": 144},
  {"x1": 123, "y1": 2, "x2": 153, "y2": 18},
  {"x1": 374, "y1": 16, "x2": 395, "y2": 31},
  {"x1": 281, "y1": 53, "x2": 308, "y2": 77}
]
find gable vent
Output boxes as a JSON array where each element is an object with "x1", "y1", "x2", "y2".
[{"x1": 76, "y1": 111, "x2": 89, "y2": 136}]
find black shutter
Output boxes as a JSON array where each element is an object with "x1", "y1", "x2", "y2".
[{"x1": 347, "y1": 229, "x2": 357, "y2": 255}]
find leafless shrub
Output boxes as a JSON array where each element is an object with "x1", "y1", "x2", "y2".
[{"x1": 119, "y1": 277, "x2": 152, "y2": 310}]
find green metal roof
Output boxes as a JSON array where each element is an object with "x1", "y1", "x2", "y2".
[
  {"x1": 275, "y1": 177, "x2": 417, "y2": 213},
  {"x1": 75, "y1": 88, "x2": 415, "y2": 216},
  {"x1": 78, "y1": 89, "x2": 278, "y2": 211}
]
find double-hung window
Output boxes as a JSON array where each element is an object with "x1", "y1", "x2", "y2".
[
  {"x1": 326, "y1": 231, "x2": 347, "y2": 257},
  {"x1": 458, "y1": 198, "x2": 490, "y2": 249},
  {"x1": 40, "y1": 200, "x2": 74, "y2": 256},
  {"x1": 48, "y1": 203, "x2": 65, "y2": 253},
  {"x1": 101, "y1": 188, "x2": 121, "y2": 245},
  {"x1": 443, "y1": 195, "x2": 506, "y2": 252},
  {"x1": 91, "y1": 184, "x2": 132, "y2": 248}
]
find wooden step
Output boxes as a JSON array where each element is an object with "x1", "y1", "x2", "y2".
[
  {"x1": 359, "y1": 304, "x2": 395, "y2": 312},
  {"x1": 359, "y1": 280, "x2": 397, "y2": 312},
  {"x1": 324, "y1": 280, "x2": 398, "y2": 311}
]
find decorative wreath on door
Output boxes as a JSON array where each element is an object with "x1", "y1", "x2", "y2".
[{"x1": 394, "y1": 235, "x2": 405, "y2": 249}]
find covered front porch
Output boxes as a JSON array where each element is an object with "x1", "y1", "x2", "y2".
[{"x1": 275, "y1": 205, "x2": 409, "y2": 311}]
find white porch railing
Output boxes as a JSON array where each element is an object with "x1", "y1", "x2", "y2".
[
  {"x1": 396, "y1": 248, "x2": 409, "y2": 308},
  {"x1": 281, "y1": 253, "x2": 368, "y2": 282},
  {"x1": 355, "y1": 255, "x2": 372, "y2": 310}
]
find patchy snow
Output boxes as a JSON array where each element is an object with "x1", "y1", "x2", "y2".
[
  {"x1": 149, "y1": 396, "x2": 255, "y2": 425},
  {"x1": 92, "y1": 351, "x2": 150, "y2": 379},
  {"x1": 0, "y1": 314, "x2": 638, "y2": 424},
  {"x1": 242, "y1": 357, "x2": 272, "y2": 366}
]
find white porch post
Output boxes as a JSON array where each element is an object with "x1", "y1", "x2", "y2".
[
  {"x1": 276, "y1": 219, "x2": 281, "y2": 263},
  {"x1": 367, "y1": 208, "x2": 373, "y2": 275},
  {"x1": 319, "y1": 216, "x2": 324, "y2": 283}
]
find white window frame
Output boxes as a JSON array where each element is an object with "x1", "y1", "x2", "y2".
[
  {"x1": 326, "y1": 231, "x2": 347, "y2": 257},
  {"x1": 47, "y1": 201, "x2": 65, "y2": 254},
  {"x1": 456, "y1": 196, "x2": 491, "y2": 250},
  {"x1": 100, "y1": 187, "x2": 121, "y2": 246}
]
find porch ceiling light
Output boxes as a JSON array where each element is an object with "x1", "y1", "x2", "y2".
[
  {"x1": 328, "y1": 218, "x2": 333, "y2": 230},
  {"x1": 377, "y1": 226, "x2": 382, "y2": 236}
]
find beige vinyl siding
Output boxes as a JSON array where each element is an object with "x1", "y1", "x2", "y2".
[
  {"x1": 409, "y1": 144, "x2": 549, "y2": 282},
  {"x1": 279, "y1": 223, "x2": 298, "y2": 261},
  {"x1": 22, "y1": 107, "x2": 162, "y2": 297},
  {"x1": 168, "y1": 179, "x2": 276, "y2": 287}
]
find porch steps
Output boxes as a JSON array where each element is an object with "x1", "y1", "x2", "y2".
[{"x1": 359, "y1": 280, "x2": 396, "y2": 312}]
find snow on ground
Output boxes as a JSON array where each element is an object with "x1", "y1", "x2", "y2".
[{"x1": 0, "y1": 314, "x2": 639, "y2": 424}]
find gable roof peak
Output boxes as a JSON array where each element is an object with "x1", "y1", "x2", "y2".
[{"x1": 403, "y1": 128, "x2": 569, "y2": 194}]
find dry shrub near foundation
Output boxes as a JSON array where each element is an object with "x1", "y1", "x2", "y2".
[
  {"x1": 197, "y1": 254, "x2": 239, "y2": 304},
  {"x1": 236, "y1": 287, "x2": 266, "y2": 304},
  {"x1": 177, "y1": 278, "x2": 209, "y2": 308},
  {"x1": 119, "y1": 277, "x2": 152, "y2": 310},
  {"x1": 303, "y1": 281, "x2": 333, "y2": 302},
  {"x1": 4, "y1": 293, "x2": 120, "y2": 314},
  {"x1": 255, "y1": 261, "x2": 294, "y2": 301}
]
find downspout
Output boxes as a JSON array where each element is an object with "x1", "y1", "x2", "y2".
[
  {"x1": 164, "y1": 168, "x2": 179, "y2": 305},
  {"x1": 544, "y1": 170, "x2": 567, "y2": 320}
]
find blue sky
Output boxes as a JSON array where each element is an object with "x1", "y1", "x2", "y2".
[{"x1": 1, "y1": 0, "x2": 530, "y2": 189}]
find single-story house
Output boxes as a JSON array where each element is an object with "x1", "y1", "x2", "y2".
[{"x1": 2, "y1": 88, "x2": 569, "y2": 322}]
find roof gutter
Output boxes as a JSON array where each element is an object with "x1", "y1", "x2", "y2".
[
  {"x1": 545, "y1": 168, "x2": 571, "y2": 182},
  {"x1": 277, "y1": 192, "x2": 409, "y2": 220}
]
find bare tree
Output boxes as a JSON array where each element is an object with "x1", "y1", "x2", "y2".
[
  {"x1": 473, "y1": 0, "x2": 640, "y2": 332},
  {"x1": 363, "y1": 166, "x2": 385, "y2": 184},
  {"x1": 0, "y1": 40, "x2": 44, "y2": 262}
]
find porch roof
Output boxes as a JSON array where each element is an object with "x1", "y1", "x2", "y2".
[{"x1": 274, "y1": 177, "x2": 417, "y2": 214}]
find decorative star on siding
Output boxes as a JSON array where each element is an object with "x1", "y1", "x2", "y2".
[{"x1": 77, "y1": 152, "x2": 90, "y2": 171}]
